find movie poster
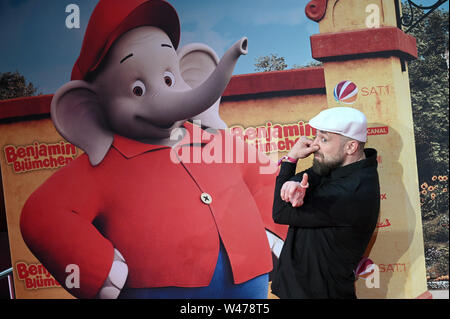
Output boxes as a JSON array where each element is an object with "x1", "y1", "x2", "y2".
[{"x1": 0, "y1": 0, "x2": 448, "y2": 302}]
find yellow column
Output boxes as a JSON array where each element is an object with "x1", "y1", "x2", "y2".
[{"x1": 307, "y1": 0, "x2": 428, "y2": 298}]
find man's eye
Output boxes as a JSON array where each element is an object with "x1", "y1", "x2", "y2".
[{"x1": 321, "y1": 137, "x2": 327, "y2": 142}]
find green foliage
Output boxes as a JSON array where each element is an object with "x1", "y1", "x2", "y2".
[
  {"x1": 291, "y1": 61, "x2": 323, "y2": 69},
  {"x1": 0, "y1": 71, "x2": 38, "y2": 100},
  {"x1": 254, "y1": 53, "x2": 288, "y2": 72},
  {"x1": 405, "y1": 4, "x2": 449, "y2": 280},
  {"x1": 419, "y1": 175, "x2": 449, "y2": 221},
  {"x1": 0, "y1": 71, "x2": 39, "y2": 231},
  {"x1": 407, "y1": 7, "x2": 449, "y2": 174},
  {"x1": 254, "y1": 54, "x2": 323, "y2": 72}
]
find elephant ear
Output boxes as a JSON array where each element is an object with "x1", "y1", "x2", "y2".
[
  {"x1": 177, "y1": 43, "x2": 227, "y2": 129},
  {"x1": 51, "y1": 80, "x2": 113, "y2": 166}
]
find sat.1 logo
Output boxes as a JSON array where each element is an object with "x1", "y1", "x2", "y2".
[{"x1": 333, "y1": 80, "x2": 358, "y2": 105}]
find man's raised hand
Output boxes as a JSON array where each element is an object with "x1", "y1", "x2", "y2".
[
  {"x1": 280, "y1": 173, "x2": 309, "y2": 207},
  {"x1": 287, "y1": 136, "x2": 319, "y2": 160}
]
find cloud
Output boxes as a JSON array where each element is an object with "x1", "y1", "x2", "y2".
[
  {"x1": 175, "y1": 0, "x2": 308, "y2": 55},
  {"x1": 177, "y1": 0, "x2": 306, "y2": 28},
  {"x1": 235, "y1": 3, "x2": 305, "y2": 27},
  {"x1": 180, "y1": 29, "x2": 235, "y2": 57}
]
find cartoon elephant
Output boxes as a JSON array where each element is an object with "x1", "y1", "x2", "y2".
[{"x1": 20, "y1": 0, "x2": 286, "y2": 299}]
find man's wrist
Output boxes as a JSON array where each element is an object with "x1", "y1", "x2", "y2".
[
  {"x1": 278, "y1": 155, "x2": 299, "y2": 166},
  {"x1": 287, "y1": 152, "x2": 301, "y2": 161}
]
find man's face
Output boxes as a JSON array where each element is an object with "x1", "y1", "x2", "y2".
[{"x1": 311, "y1": 130, "x2": 346, "y2": 176}]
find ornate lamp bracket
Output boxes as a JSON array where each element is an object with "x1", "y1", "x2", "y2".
[{"x1": 400, "y1": 0, "x2": 448, "y2": 33}]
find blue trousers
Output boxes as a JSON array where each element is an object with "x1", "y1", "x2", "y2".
[{"x1": 119, "y1": 241, "x2": 268, "y2": 299}]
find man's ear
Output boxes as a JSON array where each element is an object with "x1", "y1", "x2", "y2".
[
  {"x1": 177, "y1": 43, "x2": 227, "y2": 130},
  {"x1": 345, "y1": 139, "x2": 359, "y2": 155},
  {"x1": 51, "y1": 80, "x2": 113, "y2": 166}
]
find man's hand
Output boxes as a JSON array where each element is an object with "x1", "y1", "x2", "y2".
[
  {"x1": 287, "y1": 136, "x2": 319, "y2": 160},
  {"x1": 280, "y1": 173, "x2": 309, "y2": 207}
]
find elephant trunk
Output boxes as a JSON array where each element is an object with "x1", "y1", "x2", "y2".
[{"x1": 150, "y1": 37, "x2": 248, "y2": 125}]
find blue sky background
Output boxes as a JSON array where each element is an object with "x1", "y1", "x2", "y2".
[{"x1": 0, "y1": 0, "x2": 448, "y2": 94}]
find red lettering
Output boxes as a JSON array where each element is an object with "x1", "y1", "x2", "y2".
[
  {"x1": 231, "y1": 127, "x2": 243, "y2": 139},
  {"x1": 28, "y1": 265, "x2": 37, "y2": 276},
  {"x1": 361, "y1": 86, "x2": 390, "y2": 96},
  {"x1": 256, "y1": 126, "x2": 268, "y2": 140},
  {"x1": 378, "y1": 263, "x2": 407, "y2": 272},
  {"x1": 58, "y1": 156, "x2": 66, "y2": 165},
  {"x1": 4, "y1": 146, "x2": 17, "y2": 163},
  {"x1": 377, "y1": 86, "x2": 384, "y2": 94},
  {"x1": 272, "y1": 125, "x2": 282, "y2": 139},
  {"x1": 17, "y1": 147, "x2": 26, "y2": 158},
  {"x1": 13, "y1": 161, "x2": 22, "y2": 173},
  {"x1": 25, "y1": 278, "x2": 34, "y2": 289},
  {"x1": 16, "y1": 262, "x2": 28, "y2": 279},
  {"x1": 285, "y1": 138, "x2": 295, "y2": 150},
  {"x1": 304, "y1": 124, "x2": 316, "y2": 137},
  {"x1": 245, "y1": 127, "x2": 256, "y2": 140},
  {"x1": 367, "y1": 126, "x2": 389, "y2": 136},
  {"x1": 299, "y1": 122, "x2": 305, "y2": 136}
]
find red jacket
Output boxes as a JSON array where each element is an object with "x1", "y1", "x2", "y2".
[{"x1": 20, "y1": 122, "x2": 287, "y2": 298}]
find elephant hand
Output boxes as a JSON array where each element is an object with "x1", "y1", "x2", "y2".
[
  {"x1": 280, "y1": 173, "x2": 309, "y2": 207},
  {"x1": 97, "y1": 248, "x2": 128, "y2": 299},
  {"x1": 266, "y1": 231, "x2": 284, "y2": 258}
]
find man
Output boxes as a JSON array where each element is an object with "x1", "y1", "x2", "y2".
[{"x1": 271, "y1": 106, "x2": 380, "y2": 299}]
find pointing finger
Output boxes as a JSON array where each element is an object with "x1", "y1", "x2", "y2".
[
  {"x1": 300, "y1": 173, "x2": 309, "y2": 188},
  {"x1": 280, "y1": 184, "x2": 285, "y2": 201}
]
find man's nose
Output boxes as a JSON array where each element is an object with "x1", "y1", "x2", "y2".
[{"x1": 311, "y1": 137, "x2": 320, "y2": 149}]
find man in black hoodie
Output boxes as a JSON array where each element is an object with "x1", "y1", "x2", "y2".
[{"x1": 272, "y1": 107, "x2": 380, "y2": 299}]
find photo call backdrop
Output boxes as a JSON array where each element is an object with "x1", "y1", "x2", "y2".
[{"x1": 1, "y1": 0, "x2": 448, "y2": 299}]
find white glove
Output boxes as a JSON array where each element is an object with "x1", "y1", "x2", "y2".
[
  {"x1": 266, "y1": 231, "x2": 284, "y2": 259},
  {"x1": 97, "y1": 248, "x2": 128, "y2": 299}
]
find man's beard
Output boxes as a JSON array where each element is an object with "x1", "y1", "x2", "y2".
[{"x1": 312, "y1": 152, "x2": 345, "y2": 176}]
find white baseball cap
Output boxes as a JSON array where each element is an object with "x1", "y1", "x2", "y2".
[{"x1": 309, "y1": 107, "x2": 367, "y2": 142}]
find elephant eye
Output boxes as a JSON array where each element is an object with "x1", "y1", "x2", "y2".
[
  {"x1": 132, "y1": 80, "x2": 146, "y2": 96},
  {"x1": 163, "y1": 71, "x2": 175, "y2": 87}
]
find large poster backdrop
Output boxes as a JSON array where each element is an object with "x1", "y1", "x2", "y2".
[
  {"x1": 0, "y1": 109, "x2": 78, "y2": 298},
  {"x1": 1, "y1": 0, "x2": 444, "y2": 299}
]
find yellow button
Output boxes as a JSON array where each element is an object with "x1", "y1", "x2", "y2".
[{"x1": 200, "y1": 193, "x2": 212, "y2": 205}]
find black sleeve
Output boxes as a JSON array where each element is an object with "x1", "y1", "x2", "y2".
[
  {"x1": 288, "y1": 166, "x2": 321, "y2": 194},
  {"x1": 272, "y1": 162, "x2": 358, "y2": 228}
]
